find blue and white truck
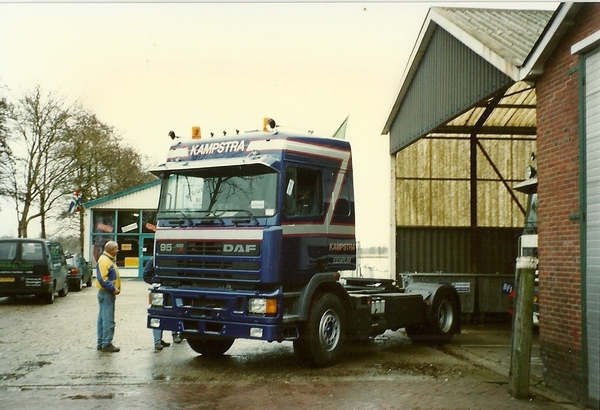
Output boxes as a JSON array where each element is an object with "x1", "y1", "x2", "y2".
[{"x1": 147, "y1": 126, "x2": 461, "y2": 367}]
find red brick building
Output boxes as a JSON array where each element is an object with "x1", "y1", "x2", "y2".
[
  {"x1": 383, "y1": 3, "x2": 599, "y2": 406},
  {"x1": 536, "y1": 3, "x2": 600, "y2": 405}
]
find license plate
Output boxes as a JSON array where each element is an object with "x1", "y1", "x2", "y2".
[{"x1": 0, "y1": 277, "x2": 15, "y2": 282}]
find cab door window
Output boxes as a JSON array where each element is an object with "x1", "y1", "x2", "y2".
[{"x1": 284, "y1": 166, "x2": 322, "y2": 217}]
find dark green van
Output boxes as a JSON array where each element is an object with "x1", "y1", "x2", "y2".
[{"x1": 0, "y1": 238, "x2": 69, "y2": 304}]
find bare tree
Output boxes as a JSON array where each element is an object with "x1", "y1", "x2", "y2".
[
  {"x1": 0, "y1": 95, "x2": 11, "y2": 199},
  {"x1": 59, "y1": 112, "x2": 112, "y2": 249},
  {"x1": 62, "y1": 111, "x2": 153, "y2": 200},
  {"x1": 58, "y1": 111, "x2": 154, "y2": 252},
  {"x1": 5, "y1": 86, "x2": 76, "y2": 238},
  {"x1": 2, "y1": 85, "x2": 155, "y2": 243}
]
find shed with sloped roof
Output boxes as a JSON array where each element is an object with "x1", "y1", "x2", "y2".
[{"x1": 383, "y1": 3, "x2": 600, "y2": 406}]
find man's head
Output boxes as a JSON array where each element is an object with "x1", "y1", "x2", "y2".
[{"x1": 104, "y1": 241, "x2": 119, "y2": 256}]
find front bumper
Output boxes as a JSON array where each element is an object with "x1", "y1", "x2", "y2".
[
  {"x1": 67, "y1": 274, "x2": 83, "y2": 285},
  {"x1": 147, "y1": 309, "x2": 299, "y2": 342}
]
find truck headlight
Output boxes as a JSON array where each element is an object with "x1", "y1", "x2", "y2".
[
  {"x1": 149, "y1": 292, "x2": 164, "y2": 307},
  {"x1": 248, "y1": 298, "x2": 277, "y2": 315}
]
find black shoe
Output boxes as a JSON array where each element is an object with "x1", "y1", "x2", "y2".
[
  {"x1": 97, "y1": 345, "x2": 102, "y2": 351},
  {"x1": 101, "y1": 343, "x2": 120, "y2": 353},
  {"x1": 154, "y1": 343, "x2": 163, "y2": 351},
  {"x1": 160, "y1": 340, "x2": 171, "y2": 347},
  {"x1": 172, "y1": 333, "x2": 182, "y2": 344}
]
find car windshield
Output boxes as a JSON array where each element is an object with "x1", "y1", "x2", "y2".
[{"x1": 159, "y1": 167, "x2": 278, "y2": 218}]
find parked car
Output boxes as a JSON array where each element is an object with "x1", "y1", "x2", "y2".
[
  {"x1": 65, "y1": 252, "x2": 92, "y2": 291},
  {"x1": 0, "y1": 238, "x2": 69, "y2": 304}
]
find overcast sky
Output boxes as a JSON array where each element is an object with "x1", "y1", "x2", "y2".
[{"x1": 0, "y1": 1, "x2": 558, "y2": 247}]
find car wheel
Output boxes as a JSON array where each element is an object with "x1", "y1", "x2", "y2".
[
  {"x1": 73, "y1": 277, "x2": 83, "y2": 292},
  {"x1": 43, "y1": 284, "x2": 55, "y2": 304},
  {"x1": 58, "y1": 280, "x2": 69, "y2": 297},
  {"x1": 85, "y1": 275, "x2": 92, "y2": 287}
]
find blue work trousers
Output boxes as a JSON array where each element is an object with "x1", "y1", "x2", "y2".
[
  {"x1": 153, "y1": 329, "x2": 178, "y2": 345},
  {"x1": 97, "y1": 290, "x2": 116, "y2": 348}
]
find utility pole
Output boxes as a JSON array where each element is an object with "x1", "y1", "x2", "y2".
[{"x1": 508, "y1": 256, "x2": 537, "y2": 398}]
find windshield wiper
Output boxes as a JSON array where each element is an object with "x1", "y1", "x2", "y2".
[
  {"x1": 202, "y1": 211, "x2": 225, "y2": 226},
  {"x1": 161, "y1": 210, "x2": 193, "y2": 225},
  {"x1": 227, "y1": 209, "x2": 260, "y2": 226}
]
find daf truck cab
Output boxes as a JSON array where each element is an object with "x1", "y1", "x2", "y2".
[{"x1": 147, "y1": 128, "x2": 461, "y2": 367}]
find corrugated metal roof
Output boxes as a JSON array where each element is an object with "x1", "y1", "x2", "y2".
[
  {"x1": 382, "y1": 5, "x2": 560, "y2": 153},
  {"x1": 83, "y1": 179, "x2": 161, "y2": 208},
  {"x1": 438, "y1": 81, "x2": 537, "y2": 135},
  {"x1": 433, "y1": 7, "x2": 554, "y2": 67}
]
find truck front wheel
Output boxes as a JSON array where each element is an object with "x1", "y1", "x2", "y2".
[
  {"x1": 186, "y1": 336, "x2": 234, "y2": 357},
  {"x1": 406, "y1": 286, "x2": 460, "y2": 344},
  {"x1": 294, "y1": 293, "x2": 346, "y2": 368}
]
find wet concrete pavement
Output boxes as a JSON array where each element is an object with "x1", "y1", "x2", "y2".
[{"x1": 0, "y1": 279, "x2": 582, "y2": 409}]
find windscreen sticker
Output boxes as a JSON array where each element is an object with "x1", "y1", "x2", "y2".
[
  {"x1": 286, "y1": 180, "x2": 295, "y2": 196},
  {"x1": 251, "y1": 200, "x2": 265, "y2": 209}
]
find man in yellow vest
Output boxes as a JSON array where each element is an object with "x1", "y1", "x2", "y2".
[{"x1": 95, "y1": 241, "x2": 121, "y2": 352}]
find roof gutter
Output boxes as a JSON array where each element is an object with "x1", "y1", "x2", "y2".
[
  {"x1": 518, "y1": 2, "x2": 582, "y2": 80},
  {"x1": 381, "y1": 5, "x2": 558, "y2": 135}
]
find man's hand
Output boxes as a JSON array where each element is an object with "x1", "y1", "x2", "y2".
[{"x1": 113, "y1": 288, "x2": 121, "y2": 295}]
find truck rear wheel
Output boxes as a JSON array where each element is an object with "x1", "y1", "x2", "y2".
[
  {"x1": 186, "y1": 336, "x2": 234, "y2": 357},
  {"x1": 406, "y1": 286, "x2": 460, "y2": 344},
  {"x1": 294, "y1": 293, "x2": 346, "y2": 368}
]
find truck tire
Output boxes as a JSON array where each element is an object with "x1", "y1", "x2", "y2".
[
  {"x1": 186, "y1": 336, "x2": 234, "y2": 357},
  {"x1": 405, "y1": 286, "x2": 459, "y2": 344},
  {"x1": 294, "y1": 293, "x2": 346, "y2": 368}
]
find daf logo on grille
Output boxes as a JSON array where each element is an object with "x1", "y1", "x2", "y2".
[{"x1": 222, "y1": 243, "x2": 259, "y2": 255}]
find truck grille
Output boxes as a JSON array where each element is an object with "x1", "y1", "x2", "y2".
[
  {"x1": 156, "y1": 240, "x2": 261, "y2": 283},
  {"x1": 186, "y1": 242, "x2": 223, "y2": 255},
  {"x1": 162, "y1": 259, "x2": 259, "y2": 271}
]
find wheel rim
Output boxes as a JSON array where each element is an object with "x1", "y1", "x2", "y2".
[
  {"x1": 437, "y1": 299, "x2": 454, "y2": 332},
  {"x1": 318, "y1": 308, "x2": 340, "y2": 352}
]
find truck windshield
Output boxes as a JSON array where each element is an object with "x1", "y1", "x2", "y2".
[{"x1": 159, "y1": 169, "x2": 278, "y2": 218}]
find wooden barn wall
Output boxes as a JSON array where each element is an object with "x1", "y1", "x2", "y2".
[{"x1": 394, "y1": 135, "x2": 535, "y2": 227}]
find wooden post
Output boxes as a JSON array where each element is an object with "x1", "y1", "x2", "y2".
[{"x1": 508, "y1": 256, "x2": 537, "y2": 398}]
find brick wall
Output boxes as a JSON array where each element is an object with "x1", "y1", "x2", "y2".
[{"x1": 535, "y1": 2, "x2": 600, "y2": 401}]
